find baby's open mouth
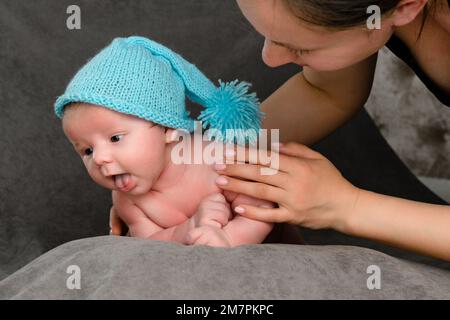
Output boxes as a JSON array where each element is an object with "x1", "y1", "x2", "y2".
[{"x1": 113, "y1": 173, "x2": 133, "y2": 192}]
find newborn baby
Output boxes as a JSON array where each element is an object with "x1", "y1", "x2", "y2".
[
  {"x1": 62, "y1": 103, "x2": 274, "y2": 247},
  {"x1": 55, "y1": 36, "x2": 274, "y2": 247}
]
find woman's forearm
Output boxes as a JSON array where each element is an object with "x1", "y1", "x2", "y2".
[
  {"x1": 261, "y1": 72, "x2": 355, "y2": 145},
  {"x1": 261, "y1": 54, "x2": 377, "y2": 145},
  {"x1": 341, "y1": 189, "x2": 450, "y2": 261}
]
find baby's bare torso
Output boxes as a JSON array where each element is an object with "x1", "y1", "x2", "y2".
[
  {"x1": 115, "y1": 162, "x2": 223, "y2": 228},
  {"x1": 111, "y1": 139, "x2": 274, "y2": 245}
]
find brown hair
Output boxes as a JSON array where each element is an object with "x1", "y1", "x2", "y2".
[{"x1": 283, "y1": 0, "x2": 434, "y2": 35}]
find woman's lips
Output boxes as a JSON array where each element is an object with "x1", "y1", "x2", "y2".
[{"x1": 114, "y1": 173, "x2": 135, "y2": 192}]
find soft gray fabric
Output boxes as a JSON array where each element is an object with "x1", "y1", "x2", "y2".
[
  {"x1": 1, "y1": 0, "x2": 449, "y2": 299},
  {"x1": 1, "y1": 236, "x2": 449, "y2": 300}
]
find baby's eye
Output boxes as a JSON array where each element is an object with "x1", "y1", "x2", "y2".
[
  {"x1": 84, "y1": 148, "x2": 93, "y2": 156},
  {"x1": 110, "y1": 134, "x2": 124, "y2": 143}
]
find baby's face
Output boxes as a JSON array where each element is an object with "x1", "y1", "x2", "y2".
[{"x1": 62, "y1": 103, "x2": 168, "y2": 195}]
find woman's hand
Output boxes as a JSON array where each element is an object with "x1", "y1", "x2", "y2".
[
  {"x1": 109, "y1": 206, "x2": 128, "y2": 236},
  {"x1": 214, "y1": 142, "x2": 360, "y2": 232}
]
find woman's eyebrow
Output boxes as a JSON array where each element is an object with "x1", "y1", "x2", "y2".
[{"x1": 271, "y1": 40, "x2": 314, "y2": 51}]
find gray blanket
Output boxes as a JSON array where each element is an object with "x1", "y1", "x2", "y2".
[{"x1": 1, "y1": 236, "x2": 449, "y2": 299}]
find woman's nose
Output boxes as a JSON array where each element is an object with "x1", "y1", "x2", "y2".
[{"x1": 261, "y1": 39, "x2": 296, "y2": 68}]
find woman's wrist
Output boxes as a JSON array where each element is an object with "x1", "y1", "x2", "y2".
[
  {"x1": 330, "y1": 184, "x2": 363, "y2": 234},
  {"x1": 335, "y1": 188, "x2": 391, "y2": 238}
]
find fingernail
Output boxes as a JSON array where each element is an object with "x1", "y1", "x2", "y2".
[
  {"x1": 215, "y1": 176, "x2": 228, "y2": 185},
  {"x1": 109, "y1": 229, "x2": 113, "y2": 235},
  {"x1": 271, "y1": 142, "x2": 283, "y2": 151},
  {"x1": 234, "y1": 206, "x2": 245, "y2": 213},
  {"x1": 214, "y1": 164, "x2": 226, "y2": 171},
  {"x1": 225, "y1": 149, "x2": 235, "y2": 158}
]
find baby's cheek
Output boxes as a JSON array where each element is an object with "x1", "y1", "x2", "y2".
[
  {"x1": 138, "y1": 143, "x2": 166, "y2": 167},
  {"x1": 88, "y1": 171, "x2": 102, "y2": 184},
  {"x1": 86, "y1": 167, "x2": 110, "y2": 188}
]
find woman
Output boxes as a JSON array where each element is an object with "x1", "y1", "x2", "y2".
[{"x1": 212, "y1": 0, "x2": 450, "y2": 261}]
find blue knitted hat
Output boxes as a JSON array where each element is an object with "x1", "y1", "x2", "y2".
[{"x1": 54, "y1": 36, "x2": 263, "y2": 145}]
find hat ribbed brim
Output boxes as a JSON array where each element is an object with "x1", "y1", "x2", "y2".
[{"x1": 54, "y1": 93, "x2": 195, "y2": 132}]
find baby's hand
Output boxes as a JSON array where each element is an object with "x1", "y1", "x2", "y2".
[
  {"x1": 186, "y1": 225, "x2": 232, "y2": 247},
  {"x1": 191, "y1": 193, "x2": 232, "y2": 229}
]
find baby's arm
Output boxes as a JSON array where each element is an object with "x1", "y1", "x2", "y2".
[
  {"x1": 223, "y1": 192, "x2": 274, "y2": 246},
  {"x1": 112, "y1": 191, "x2": 190, "y2": 243},
  {"x1": 187, "y1": 191, "x2": 274, "y2": 246}
]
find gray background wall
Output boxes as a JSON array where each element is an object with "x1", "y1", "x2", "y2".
[
  {"x1": 366, "y1": 48, "x2": 450, "y2": 201},
  {"x1": 0, "y1": 0, "x2": 298, "y2": 278},
  {"x1": 1, "y1": 0, "x2": 448, "y2": 279}
]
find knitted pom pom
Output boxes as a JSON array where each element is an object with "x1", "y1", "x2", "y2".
[{"x1": 198, "y1": 80, "x2": 264, "y2": 145}]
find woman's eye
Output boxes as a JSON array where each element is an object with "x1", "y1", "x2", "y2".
[
  {"x1": 84, "y1": 148, "x2": 93, "y2": 156},
  {"x1": 294, "y1": 49, "x2": 310, "y2": 56},
  {"x1": 111, "y1": 134, "x2": 123, "y2": 143}
]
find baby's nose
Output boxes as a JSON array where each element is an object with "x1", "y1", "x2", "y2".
[{"x1": 93, "y1": 149, "x2": 113, "y2": 167}]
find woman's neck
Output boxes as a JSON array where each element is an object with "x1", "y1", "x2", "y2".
[
  {"x1": 394, "y1": 1, "x2": 449, "y2": 44},
  {"x1": 393, "y1": 1, "x2": 450, "y2": 96}
]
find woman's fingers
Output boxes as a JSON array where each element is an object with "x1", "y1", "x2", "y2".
[
  {"x1": 215, "y1": 174, "x2": 284, "y2": 204},
  {"x1": 109, "y1": 206, "x2": 122, "y2": 236},
  {"x1": 278, "y1": 142, "x2": 323, "y2": 160},
  {"x1": 215, "y1": 162, "x2": 289, "y2": 188},
  {"x1": 223, "y1": 143, "x2": 311, "y2": 174},
  {"x1": 234, "y1": 205, "x2": 291, "y2": 224},
  {"x1": 109, "y1": 206, "x2": 129, "y2": 236},
  {"x1": 223, "y1": 144, "x2": 289, "y2": 172}
]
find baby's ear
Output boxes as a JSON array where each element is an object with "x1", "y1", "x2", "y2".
[{"x1": 165, "y1": 128, "x2": 179, "y2": 143}]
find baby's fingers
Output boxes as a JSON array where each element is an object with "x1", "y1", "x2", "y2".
[
  {"x1": 187, "y1": 227, "x2": 231, "y2": 247},
  {"x1": 202, "y1": 217, "x2": 223, "y2": 229},
  {"x1": 196, "y1": 232, "x2": 231, "y2": 248},
  {"x1": 186, "y1": 228, "x2": 203, "y2": 245}
]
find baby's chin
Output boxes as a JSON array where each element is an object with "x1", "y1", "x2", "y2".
[
  {"x1": 91, "y1": 174, "x2": 153, "y2": 195},
  {"x1": 114, "y1": 182, "x2": 152, "y2": 196},
  {"x1": 118, "y1": 185, "x2": 150, "y2": 196}
]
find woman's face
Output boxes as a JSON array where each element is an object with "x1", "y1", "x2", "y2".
[{"x1": 237, "y1": 0, "x2": 396, "y2": 71}]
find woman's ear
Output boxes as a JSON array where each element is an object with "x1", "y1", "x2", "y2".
[{"x1": 391, "y1": 0, "x2": 428, "y2": 27}]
